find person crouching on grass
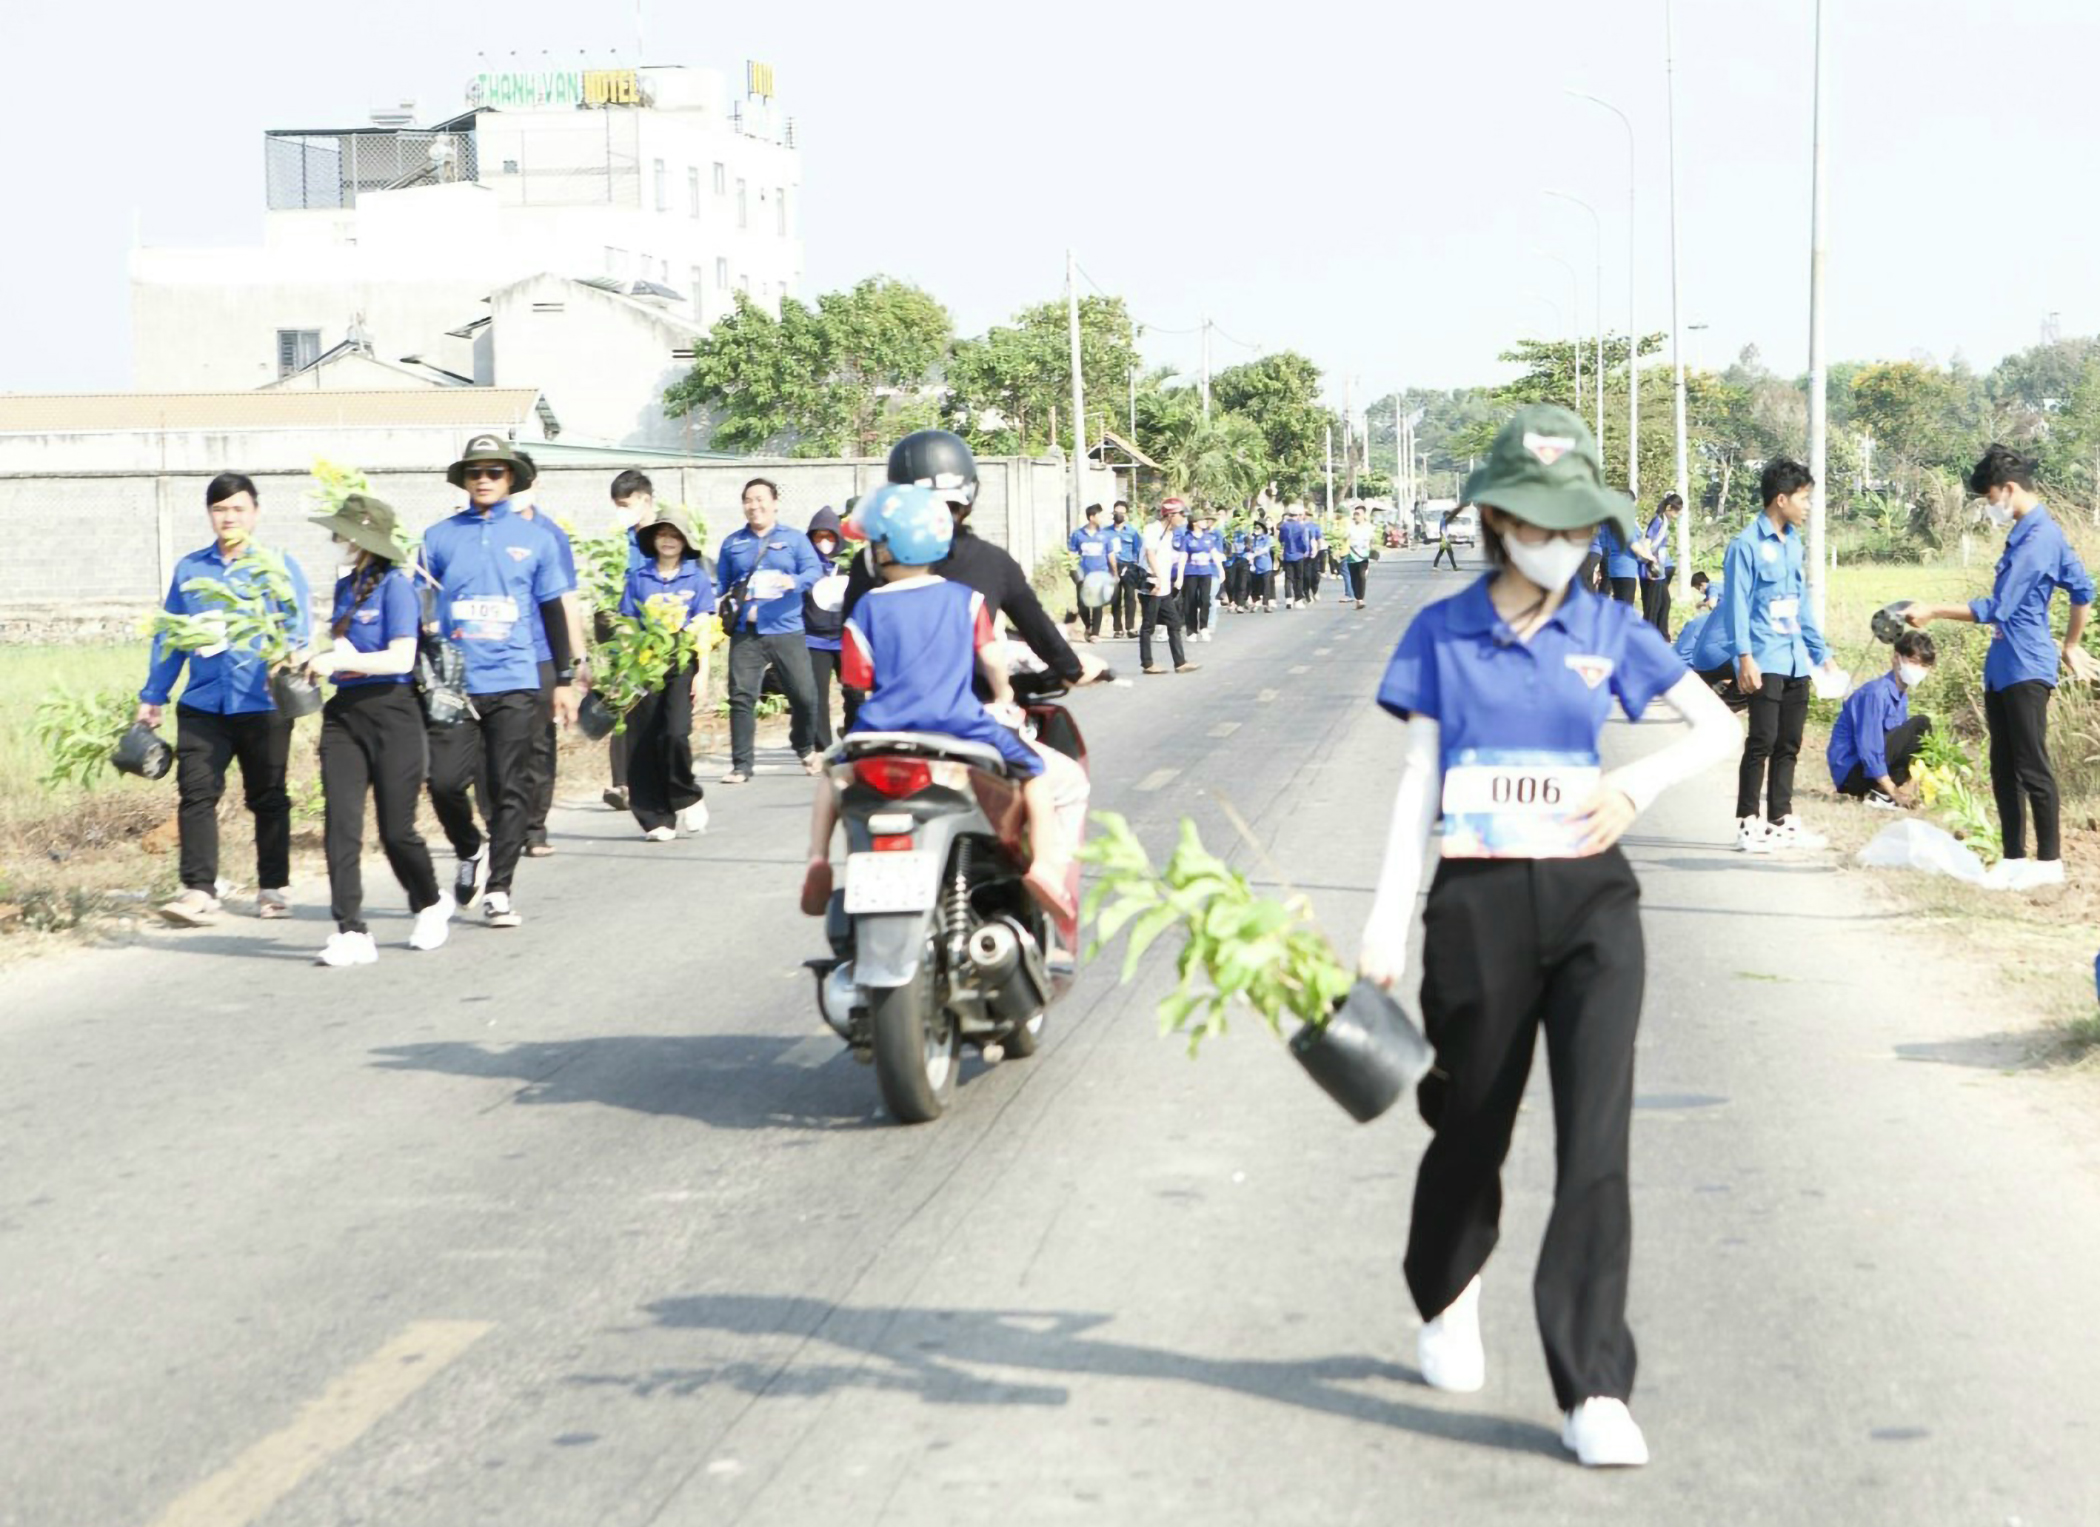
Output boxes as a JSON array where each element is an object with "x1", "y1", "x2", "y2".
[
  {"x1": 1827, "y1": 631, "x2": 1937, "y2": 809},
  {"x1": 799, "y1": 484, "x2": 1068, "y2": 919},
  {"x1": 619, "y1": 506, "x2": 716, "y2": 842}
]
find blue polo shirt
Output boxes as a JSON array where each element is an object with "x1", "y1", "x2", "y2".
[
  {"x1": 1110, "y1": 522, "x2": 1144, "y2": 569},
  {"x1": 141, "y1": 541, "x2": 314, "y2": 715},
  {"x1": 1279, "y1": 519, "x2": 1311, "y2": 562},
  {"x1": 619, "y1": 558, "x2": 717, "y2": 628},
  {"x1": 1184, "y1": 528, "x2": 1223, "y2": 576},
  {"x1": 1644, "y1": 513, "x2": 1676, "y2": 577},
  {"x1": 1970, "y1": 504, "x2": 2095, "y2": 691},
  {"x1": 518, "y1": 510, "x2": 577, "y2": 665},
  {"x1": 1827, "y1": 670, "x2": 1910, "y2": 787},
  {"x1": 1719, "y1": 513, "x2": 1828, "y2": 677},
  {"x1": 1249, "y1": 533, "x2": 1275, "y2": 574},
  {"x1": 328, "y1": 567, "x2": 419, "y2": 688},
  {"x1": 716, "y1": 521, "x2": 823, "y2": 636},
  {"x1": 1600, "y1": 522, "x2": 1642, "y2": 581},
  {"x1": 420, "y1": 500, "x2": 575, "y2": 696},
  {"x1": 1226, "y1": 532, "x2": 1248, "y2": 567},
  {"x1": 1674, "y1": 609, "x2": 1713, "y2": 667},
  {"x1": 1069, "y1": 524, "x2": 1112, "y2": 575}
]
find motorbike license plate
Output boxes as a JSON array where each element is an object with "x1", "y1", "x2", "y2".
[{"x1": 843, "y1": 851, "x2": 940, "y2": 914}]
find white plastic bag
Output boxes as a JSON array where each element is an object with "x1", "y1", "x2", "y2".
[{"x1": 1856, "y1": 819, "x2": 1997, "y2": 887}]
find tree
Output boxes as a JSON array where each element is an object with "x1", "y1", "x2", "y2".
[
  {"x1": 662, "y1": 277, "x2": 951, "y2": 456},
  {"x1": 945, "y1": 295, "x2": 1138, "y2": 458},
  {"x1": 1849, "y1": 360, "x2": 1967, "y2": 475},
  {"x1": 1147, "y1": 395, "x2": 1268, "y2": 507},
  {"x1": 1209, "y1": 352, "x2": 1332, "y2": 500}
]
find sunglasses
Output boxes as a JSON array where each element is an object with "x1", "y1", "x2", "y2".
[{"x1": 463, "y1": 465, "x2": 509, "y2": 481}]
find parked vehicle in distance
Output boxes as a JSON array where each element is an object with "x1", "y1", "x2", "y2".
[{"x1": 1443, "y1": 506, "x2": 1479, "y2": 547}]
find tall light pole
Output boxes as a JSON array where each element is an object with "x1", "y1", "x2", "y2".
[
  {"x1": 1570, "y1": 90, "x2": 1638, "y2": 498},
  {"x1": 1666, "y1": 0, "x2": 1692, "y2": 597},
  {"x1": 1536, "y1": 249, "x2": 1583, "y2": 410},
  {"x1": 1067, "y1": 249, "x2": 1086, "y2": 529},
  {"x1": 1805, "y1": 0, "x2": 1831, "y2": 622},
  {"x1": 1546, "y1": 190, "x2": 1606, "y2": 468}
]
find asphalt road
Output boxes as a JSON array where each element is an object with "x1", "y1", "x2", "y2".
[{"x1": 6, "y1": 549, "x2": 2099, "y2": 1527}]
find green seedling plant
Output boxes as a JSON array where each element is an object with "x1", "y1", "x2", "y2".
[
  {"x1": 1080, "y1": 811, "x2": 1355, "y2": 1056},
  {"x1": 33, "y1": 688, "x2": 140, "y2": 791},
  {"x1": 148, "y1": 542, "x2": 309, "y2": 669},
  {"x1": 590, "y1": 597, "x2": 714, "y2": 734}
]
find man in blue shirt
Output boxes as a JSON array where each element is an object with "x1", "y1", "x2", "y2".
[
  {"x1": 1108, "y1": 501, "x2": 1144, "y2": 639},
  {"x1": 1829, "y1": 631, "x2": 1936, "y2": 806},
  {"x1": 1904, "y1": 444, "x2": 2097, "y2": 889},
  {"x1": 510, "y1": 459, "x2": 588, "y2": 858},
  {"x1": 1278, "y1": 509, "x2": 1312, "y2": 606},
  {"x1": 1068, "y1": 503, "x2": 1111, "y2": 642},
  {"x1": 420, "y1": 434, "x2": 578, "y2": 928},
  {"x1": 715, "y1": 477, "x2": 825, "y2": 783},
  {"x1": 1719, "y1": 457, "x2": 1842, "y2": 854},
  {"x1": 137, "y1": 471, "x2": 312, "y2": 926}
]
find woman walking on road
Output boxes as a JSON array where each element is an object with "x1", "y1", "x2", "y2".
[
  {"x1": 1341, "y1": 505, "x2": 1374, "y2": 608},
  {"x1": 1357, "y1": 404, "x2": 1736, "y2": 1468},
  {"x1": 621, "y1": 507, "x2": 715, "y2": 841},
  {"x1": 304, "y1": 494, "x2": 452, "y2": 967},
  {"x1": 1247, "y1": 519, "x2": 1277, "y2": 611}
]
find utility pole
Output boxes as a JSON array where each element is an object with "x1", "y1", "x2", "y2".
[
  {"x1": 1324, "y1": 423, "x2": 1335, "y2": 515},
  {"x1": 1200, "y1": 318, "x2": 1213, "y2": 421},
  {"x1": 1067, "y1": 249, "x2": 1086, "y2": 529},
  {"x1": 1344, "y1": 377, "x2": 1357, "y2": 498},
  {"x1": 1571, "y1": 91, "x2": 1637, "y2": 497},
  {"x1": 1548, "y1": 191, "x2": 1606, "y2": 472},
  {"x1": 1666, "y1": 0, "x2": 1692, "y2": 597},
  {"x1": 1805, "y1": 0, "x2": 1830, "y2": 623}
]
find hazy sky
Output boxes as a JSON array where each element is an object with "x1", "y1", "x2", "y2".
[{"x1": 2, "y1": 0, "x2": 2091, "y2": 404}]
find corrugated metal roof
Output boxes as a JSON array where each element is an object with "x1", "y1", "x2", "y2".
[{"x1": 0, "y1": 389, "x2": 542, "y2": 433}]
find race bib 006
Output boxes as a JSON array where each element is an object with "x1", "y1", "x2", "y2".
[{"x1": 1439, "y1": 748, "x2": 1602, "y2": 859}]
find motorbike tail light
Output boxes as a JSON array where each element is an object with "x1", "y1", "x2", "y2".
[
  {"x1": 854, "y1": 758, "x2": 932, "y2": 798},
  {"x1": 871, "y1": 833, "x2": 914, "y2": 852}
]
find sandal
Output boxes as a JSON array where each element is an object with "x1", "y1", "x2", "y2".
[{"x1": 719, "y1": 770, "x2": 750, "y2": 785}]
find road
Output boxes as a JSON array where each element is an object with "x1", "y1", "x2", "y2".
[{"x1": 6, "y1": 549, "x2": 2099, "y2": 1527}]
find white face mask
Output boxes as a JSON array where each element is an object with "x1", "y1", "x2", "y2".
[
  {"x1": 1897, "y1": 662, "x2": 1928, "y2": 688},
  {"x1": 1985, "y1": 496, "x2": 2016, "y2": 528},
  {"x1": 1504, "y1": 535, "x2": 1590, "y2": 591}
]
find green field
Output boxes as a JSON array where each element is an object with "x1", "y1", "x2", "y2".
[{"x1": 0, "y1": 645, "x2": 159, "y2": 827}]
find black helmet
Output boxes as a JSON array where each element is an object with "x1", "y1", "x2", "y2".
[
  {"x1": 887, "y1": 429, "x2": 978, "y2": 511},
  {"x1": 112, "y1": 721, "x2": 173, "y2": 781}
]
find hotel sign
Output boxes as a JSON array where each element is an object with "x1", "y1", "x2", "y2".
[{"x1": 468, "y1": 69, "x2": 643, "y2": 110}]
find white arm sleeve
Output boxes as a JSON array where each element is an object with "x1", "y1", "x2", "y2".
[
  {"x1": 1358, "y1": 717, "x2": 1442, "y2": 981},
  {"x1": 1606, "y1": 671, "x2": 1740, "y2": 812}
]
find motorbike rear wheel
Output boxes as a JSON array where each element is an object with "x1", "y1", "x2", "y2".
[{"x1": 869, "y1": 938, "x2": 959, "y2": 1123}]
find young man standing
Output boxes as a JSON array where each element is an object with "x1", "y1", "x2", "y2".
[
  {"x1": 1904, "y1": 444, "x2": 2096, "y2": 888},
  {"x1": 1139, "y1": 501, "x2": 1196, "y2": 675},
  {"x1": 715, "y1": 477, "x2": 825, "y2": 783},
  {"x1": 138, "y1": 472, "x2": 312, "y2": 926},
  {"x1": 1828, "y1": 632, "x2": 1937, "y2": 808},
  {"x1": 1721, "y1": 458, "x2": 1842, "y2": 854},
  {"x1": 420, "y1": 435, "x2": 578, "y2": 927},
  {"x1": 1068, "y1": 503, "x2": 1111, "y2": 642},
  {"x1": 1108, "y1": 501, "x2": 1144, "y2": 639}
]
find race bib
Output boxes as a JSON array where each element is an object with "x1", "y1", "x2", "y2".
[
  {"x1": 452, "y1": 595, "x2": 518, "y2": 641},
  {"x1": 1439, "y1": 749, "x2": 1602, "y2": 860},
  {"x1": 748, "y1": 569, "x2": 794, "y2": 600},
  {"x1": 192, "y1": 610, "x2": 230, "y2": 660},
  {"x1": 1768, "y1": 596, "x2": 1800, "y2": 634},
  {"x1": 811, "y1": 572, "x2": 849, "y2": 613}
]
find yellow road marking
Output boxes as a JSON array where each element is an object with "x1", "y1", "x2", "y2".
[{"x1": 146, "y1": 1320, "x2": 492, "y2": 1527}]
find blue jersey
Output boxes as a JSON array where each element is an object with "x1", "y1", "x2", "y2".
[
  {"x1": 1644, "y1": 513, "x2": 1676, "y2": 577},
  {"x1": 1719, "y1": 513, "x2": 1829, "y2": 677},
  {"x1": 1184, "y1": 529, "x2": 1223, "y2": 576},
  {"x1": 1226, "y1": 532, "x2": 1249, "y2": 567},
  {"x1": 328, "y1": 567, "x2": 419, "y2": 688},
  {"x1": 1827, "y1": 670, "x2": 1910, "y2": 786},
  {"x1": 140, "y1": 542, "x2": 314, "y2": 715},
  {"x1": 1600, "y1": 522, "x2": 1642, "y2": 581},
  {"x1": 1069, "y1": 525, "x2": 1112, "y2": 576},
  {"x1": 1110, "y1": 523, "x2": 1144, "y2": 569},
  {"x1": 842, "y1": 576, "x2": 1040, "y2": 777},
  {"x1": 1969, "y1": 504, "x2": 2094, "y2": 690},
  {"x1": 620, "y1": 558, "x2": 717, "y2": 630},
  {"x1": 520, "y1": 511, "x2": 577, "y2": 664},
  {"x1": 1279, "y1": 519, "x2": 1311, "y2": 562},
  {"x1": 717, "y1": 522, "x2": 824, "y2": 636},
  {"x1": 421, "y1": 500, "x2": 575, "y2": 695},
  {"x1": 1249, "y1": 533, "x2": 1276, "y2": 574}
]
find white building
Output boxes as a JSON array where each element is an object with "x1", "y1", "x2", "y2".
[{"x1": 131, "y1": 63, "x2": 802, "y2": 443}]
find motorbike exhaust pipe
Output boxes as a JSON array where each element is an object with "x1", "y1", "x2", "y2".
[
  {"x1": 967, "y1": 921, "x2": 1021, "y2": 980},
  {"x1": 966, "y1": 918, "x2": 1050, "y2": 1027}
]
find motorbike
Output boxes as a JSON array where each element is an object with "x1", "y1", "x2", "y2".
[{"x1": 804, "y1": 667, "x2": 1105, "y2": 1123}]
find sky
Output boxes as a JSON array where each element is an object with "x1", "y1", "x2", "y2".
[{"x1": 2, "y1": 0, "x2": 2093, "y2": 406}]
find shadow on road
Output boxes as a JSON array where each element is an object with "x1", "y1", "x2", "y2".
[{"x1": 565, "y1": 1293, "x2": 1565, "y2": 1459}]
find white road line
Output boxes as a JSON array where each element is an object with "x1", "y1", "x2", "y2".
[
  {"x1": 1313, "y1": 648, "x2": 1332, "y2": 656},
  {"x1": 1207, "y1": 722, "x2": 1241, "y2": 738},
  {"x1": 1137, "y1": 768, "x2": 1181, "y2": 792},
  {"x1": 1258, "y1": 689, "x2": 1279, "y2": 703},
  {"x1": 147, "y1": 1321, "x2": 492, "y2": 1527},
  {"x1": 1288, "y1": 665, "x2": 1310, "y2": 675}
]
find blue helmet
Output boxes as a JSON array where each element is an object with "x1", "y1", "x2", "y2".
[{"x1": 860, "y1": 482, "x2": 954, "y2": 568}]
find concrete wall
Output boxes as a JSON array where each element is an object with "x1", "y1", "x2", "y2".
[{"x1": 0, "y1": 447, "x2": 1120, "y2": 642}]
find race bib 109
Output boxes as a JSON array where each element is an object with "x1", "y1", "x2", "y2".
[
  {"x1": 451, "y1": 596, "x2": 519, "y2": 641},
  {"x1": 1439, "y1": 748, "x2": 1602, "y2": 859}
]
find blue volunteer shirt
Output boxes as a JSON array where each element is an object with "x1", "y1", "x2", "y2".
[
  {"x1": 1249, "y1": 533, "x2": 1276, "y2": 574},
  {"x1": 1644, "y1": 514, "x2": 1676, "y2": 577},
  {"x1": 420, "y1": 500, "x2": 575, "y2": 696},
  {"x1": 328, "y1": 567, "x2": 419, "y2": 688},
  {"x1": 140, "y1": 541, "x2": 314, "y2": 715},
  {"x1": 1719, "y1": 513, "x2": 1828, "y2": 677},
  {"x1": 519, "y1": 511, "x2": 578, "y2": 665},
  {"x1": 1279, "y1": 518, "x2": 1311, "y2": 562},
  {"x1": 1673, "y1": 609, "x2": 1713, "y2": 667},
  {"x1": 1969, "y1": 504, "x2": 2095, "y2": 691},
  {"x1": 1069, "y1": 524, "x2": 1112, "y2": 576},
  {"x1": 1226, "y1": 531, "x2": 1249, "y2": 567},
  {"x1": 843, "y1": 576, "x2": 1041, "y2": 778},
  {"x1": 715, "y1": 522, "x2": 824, "y2": 636},
  {"x1": 1826, "y1": 670, "x2": 1910, "y2": 787},
  {"x1": 1600, "y1": 522, "x2": 1642, "y2": 581},
  {"x1": 619, "y1": 557, "x2": 717, "y2": 630},
  {"x1": 1184, "y1": 528, "x2": 1223, "y2": 576},
  {"x1": 1110, "y1": 522, "x2": 1144, "y2": 569}
]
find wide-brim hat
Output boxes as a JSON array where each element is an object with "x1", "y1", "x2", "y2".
[
  {"x1": 1462, "y1": 404, "x2": 1633, "y2": 539},
  {"x1": 446, "y1": 433, "x2": 537, "y2": 491},
  {"x1": 309, "y1": 491, "x2": 401, "y2": 561},
  {"x1": 635, "y1": 504, "x2": 698, "y2": 551}
]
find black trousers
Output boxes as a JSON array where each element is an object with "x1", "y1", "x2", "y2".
[
  {"x1": 1984, "y1": 680, "x2": 2060, "y2": 860},
  {"x1": 1282, "y1": 559, "x2": 1307, "y2": 601},
  {"x1": 173, "y1": 706, "x2": 292, "y2": 893},
  {"x1": 626, "y1": 661, "x2": 704, "y2": 831},
  {"x1": 1431, "y1": 542, "x2": 1458, "y2": 570},
  {"x1": 319, "y1": 685, "x2": 440, "y2": 933},
  {"x1": 1224, "y1": 563, "x2": 1249, "y2": 607},
  {"x1": 727, "y1": 629, "x2": 818, "y2": 772},
  {"x1": 1307, "y1": 555, "x2": 1324, "y2": 597},
  {"x1": 608, "y1": 730, "x2": 630, "y2": 790},
  {"x1": 807, "y1": 644, "x2": 841, "y2": 750},
  {"x1": 1836, "y1": 715, "x2": 1933, "y2": 798},
  {"x1": 1182, "y1": 575, "x2": 1215, "y2": 635},
  {"x1": 428, "y1": 689, "x2": 539, "y2": 894},
  {"x1": 1071, "y1": 575, "x2": 1102, "y2": 637},
  {"x1": 1139, "y1": 590, "x2": 1186, "y2": 669},
  {"x1": 1111, "y1": 576, "x2": 1139, "y2": 636},
  {"x1": 1737, "y1": 671, "x2": 1812, "y2": 820},
  {"x1": 1409, "y1": 852, "x2": 1644, "y2": 1411},
  {"x1": 1250, "y1": 569, "x2": 1275, "y2": 604},
  {"x1": 1640, "y1": 578, "x2": 1672, "y2": 639},
  {"x1": 527, "y1": 659, "x2": 557, "y2": 846},
  {"x1": 1608, "y1": 576, "x2": 1640, "y2": 607},
  {"x1": 1342, "y1": 559, "x2": 1369, "y2": 601}
]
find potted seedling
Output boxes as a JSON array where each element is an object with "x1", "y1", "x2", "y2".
[
  {"x1": 581, "y1": 596, "x2": 723, "y2": 738},
  {"x1": 148, "y1": 540, "x2": 322, "y2": 718},
  {"x1": 1081, "y1": 810, "x2": 1432, "y2": 1122}
]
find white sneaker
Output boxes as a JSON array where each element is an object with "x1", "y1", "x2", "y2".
[
  {"x1": 1417, "y1": 1276, "x2": 1485, "y2": 1393},
  {"x1": 1735, "y1": 816, "x2": 1775, "y2": 855},
  {"x1": 644, "y1": 825, "x2": 677, "y2": 842},
  {"x1": 409, "y1": 895, "x2": 454, "y2": 951},
  {"x1": 1561, "y1": 1397, "x2": 1649, "y2": 1468},
  {"x1": 1199, "y1": 628, "x2": 1212, "y2": 643},
  {"x1": 2003, "y1": 858, "x2": 2065, "y2": 891},
  {"x1": 316, "y1": 930, "x2": 378, "y2": 968},
  {"x1": 1769, "y1": 814, "x2": 1829, "y2": 851},
  {"x1": 681, "y1": 801, "x2": 710, "y2": 834},
  {"x1": 483, "y1": 891, "x2": 522, "y2": 928}
]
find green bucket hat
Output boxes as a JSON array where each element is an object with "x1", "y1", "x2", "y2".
[
  {"x1": 309, "y1": 492, "x2": 402, "y2": 562},
  {"x1": 1462, "y1": 404, "x2": 1634, "y2": 539},
  {"x1": 446, "y1": 432, "x2": 537, "y2": 491},
  {"x1": 635, "y1": 504, "x2": 699, "y2": 553}
]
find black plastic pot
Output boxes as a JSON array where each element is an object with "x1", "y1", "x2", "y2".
[
  {"x1": 110, "y1": 722, "x2": 173, "y2": 781},
  {"x1": 1289, "y1": 980, "x2": 1433, "y2": 1123},
  {"x1": 269, "y1": 668, "x2": 324, "y2": 719},
  {"x1": 1870, "y1": 600, "x2": 1915, "y2": 644},
  {"x1": 576, "y1": 691, "x2": 619, "y2": 741}
]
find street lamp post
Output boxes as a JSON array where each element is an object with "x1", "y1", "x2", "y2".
[
  {"x1": 1546, "y1": 191, "x2": 1606, "y2": 468},
  {"x1": 1536, "y1": 249, "x2": 1583, "y2": 410},
  {"x1": 1570, "y1": 90, "x2": 1637, "y2": 498},
  {"x1": 1666, "y1": 0, "x2": 1693, "y2": 597},
  {"x1": 1806, "y1": 0, "x2": 1832, "y2": 623}
]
